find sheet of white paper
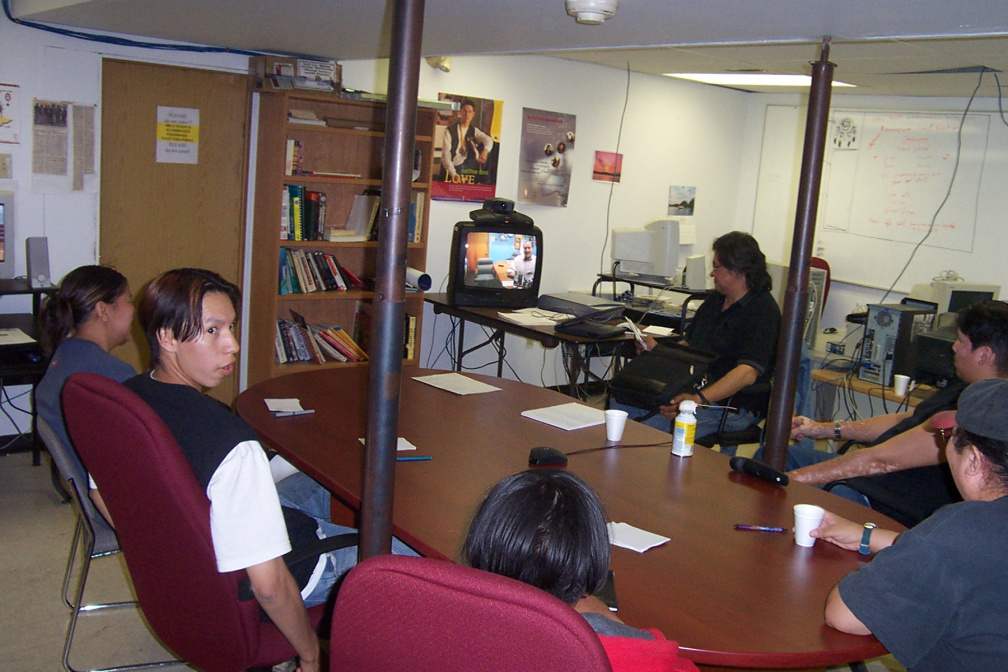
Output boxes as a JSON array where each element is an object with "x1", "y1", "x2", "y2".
[
  {"x1": 264, "y1": 398, "x2": 305, "y2": 412},
  {"x1": 496, "y1": 308, "x2": 566, "y2": 327},
  {"x1": 358, "y1": 437, "x2": 418, "y2": 451},
  {"x1": 607, "y1": 522, "x2": 670, "y2": 553},
  {"x1": 642, "y1": 325, "x2": 676, "y2": 337},
  {"x1": 269, "y1": 455, "x2": 301, "y2": 482},
  {"x1": 622, "y1": 318, "x2": 646, "y2": 347},
  {"x1": 520, "y1": 402, "x2": 605, "y2": 431},
  {"x1": 0, "y1": 328, "x2": 35, "y2": 345},
  {"x1": 414, "y1": 372, "x2": 500, "y2": 395}
]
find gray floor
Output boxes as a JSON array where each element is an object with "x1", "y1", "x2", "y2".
[{"x1": 0, "y1": 447, "x2": 903, "y2": 672}]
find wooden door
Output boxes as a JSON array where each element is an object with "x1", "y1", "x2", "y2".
[{"x1": 100, "y1": 59, "x2": 250, "y2": 403}]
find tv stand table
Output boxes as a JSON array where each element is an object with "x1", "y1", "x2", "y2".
[
  {"x1": 0, "y1": 278, "x2": 58, "y2": 466},
  {"x1": 425, "y1": 293, "x2": 633, "y2": 396}
]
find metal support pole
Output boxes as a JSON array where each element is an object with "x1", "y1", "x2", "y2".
[
  {"x1": 761, "y1": 40, "x2": 835, "y2": 471},
  {"x1": 359, "y1": 0, "x2": 425, "y2": 559}
]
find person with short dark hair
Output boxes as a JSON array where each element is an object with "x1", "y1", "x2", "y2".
[
  {"x1": 36, "y1": 265, "x2": 137, "y2": 524},
  {"x1": 440, "y1": 98, "x2": 494, "y2": 182},
  {"x1": 611, "y1": 231, "x2": 781, "y2": 455},
  {"x1": 778, "y1": 299, "x2": 1008, "y2": 525},
  {"x1": 463, "y1": 469, "x2": 650, "y2": 639},
  {"x1": 124, "y1": 268, "x2": 414, "y2": 672},
  {"x1": 817, "y1": 378, "x2": 1008, "y2": 671}
]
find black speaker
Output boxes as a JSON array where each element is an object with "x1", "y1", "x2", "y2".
[{"x1": 26, "y1": 236, "x2": 51, "y2": 288}]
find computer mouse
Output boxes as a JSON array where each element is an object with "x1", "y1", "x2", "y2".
[{"x1": 528, "y1": 446, "x2": 568, "y2": 467}]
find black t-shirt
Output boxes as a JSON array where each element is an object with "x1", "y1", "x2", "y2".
[
  {"x1": 681, "y1": 288, "x2": 781, "y2": 415},
  {"x1": 845, "y1": 380, "x2": 968, "y2": 527}
]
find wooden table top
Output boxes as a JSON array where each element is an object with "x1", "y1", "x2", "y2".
[{"x1": 237, "y1": 367, "x2": 897, "y2": 669}]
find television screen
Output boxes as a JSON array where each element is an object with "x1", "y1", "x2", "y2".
[{"x1": 447, "y1": 222, "x2": 543, "y2": 308}]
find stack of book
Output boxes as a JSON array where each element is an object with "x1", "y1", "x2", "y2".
[
  {"x1": 281, "y1": 185, "x2": 328, "y2": 241},
  {"x1": 278, "y1": 247, "x2": 366, "y2": 294},
  {"x1": 275, "y1": 312, "x2": 369, "y2": 365}
]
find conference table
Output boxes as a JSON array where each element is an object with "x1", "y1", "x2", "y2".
[{"x1": 236, "y1": 367, "x2": 899, "y2": 671}]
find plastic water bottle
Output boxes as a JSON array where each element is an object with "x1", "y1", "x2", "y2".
[{"x1": 671, "y1": 400, "x2": 698, "y2": 457}]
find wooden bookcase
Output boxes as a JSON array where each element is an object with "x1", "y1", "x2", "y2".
[{"x1": 246, "y1": 91, "x2": 433, "y2": 386}]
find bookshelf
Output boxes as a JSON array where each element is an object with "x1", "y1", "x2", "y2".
[{"x1": 246, "y1": 91, "x2": 432, "y2": 386}]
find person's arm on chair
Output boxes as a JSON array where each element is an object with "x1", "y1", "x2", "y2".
[
  {"x1": 790, "y1": 412, "x2": 910, "y2": 443},
  {"x1": 790, "y1": 423, "x2": 943, "y2": 485},
  {"x1": 246, "y1": 557, "x2": 320, "y2": 672},
  {"x1": 659, "y1": 363, "x2": 758, "y2": 418},
  {"x1": 89, "y1": 488, "x2": 114, "y2": 528}
]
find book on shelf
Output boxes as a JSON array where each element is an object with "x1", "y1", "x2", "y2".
[
  {"x1": 309, "y1": 325, "x2": 348, "y2": 362},
  {"x1": 408, "y1": 191, "x2": 424, "y2": 243},
  {"x1": 327, "y1": 324, "x2": 369, "y2": 361},
  {"x1": 316, "y1": 192, "x2": 327, "y2": 240},
  {"x1": 285, "y1": 319, "x2": 313, "y2": 362},
  {"x1": 280, "y1": 185, "x2": 291, "y2": 240},
  {"x1": 332, "y1": 193, "x2": 380, "y2": 242},
  {"x1": 274, "y1": 321, "x2": 288, "y2": 363},
  {"x1": 276, "y1": 320, "x2": 298, "y2": 362},
  {"x1": 289, "y1": 310, "x2": 326, "y2": 364},
  {"x1": 404, "y1": 313, "x2": 417, "y2": 360},
  {"x1": 303, "y1": 190, "x2": 320, "y2": 241},
  {"x1": 288, "y1": 109, "x2": 327, "y2": 126},
  {"x1": 321, "y1": 253, "x2": 348, "y2": 290},
  {"x1": 284, "y1": 139, "x2": 303, "y2": 176},
  {"x1": 290, "y1": 249, "x2": 318, "y2": 292},
  {"x1": 314, "y1": 327, "x2": 356, "y2": 361},
  {"x1": 352, "y1": 302, "x2": 372, "y2": 357},
  {"x1": 338, "y1": 263, "x2": 367, "y2": 289},
  {"x1": 278, "y1": 248, "x2": 299, "y2": 294},
  {"x1": 286, "y1": 184, "x2": 305, "y2": 240}
]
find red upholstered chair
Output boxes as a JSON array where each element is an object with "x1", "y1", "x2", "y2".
[
  {"x1": 811, "y1": 256, "x2": 831, "y2": 315},
  {"x1": 61, "y1": 372, "x2": 326, "y2": 672},
  {"x1": 329, "y1": 554, "x2": 699, "y2": 672}
]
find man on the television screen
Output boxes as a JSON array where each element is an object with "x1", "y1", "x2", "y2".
[{"x1": 508, "y1": 240, "x2": 536, "y2": 285}]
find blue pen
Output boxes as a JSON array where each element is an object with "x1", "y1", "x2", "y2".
[
  {"x1": 733, "y1": 524, "x2": 786, "y2": 533},
  {"x1": 397, "y1": 455, "x2": 432, "y2": 462}
]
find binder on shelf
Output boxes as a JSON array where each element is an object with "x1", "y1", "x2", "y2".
[
  {"x1": 280, "y1": 186, "x2": 291, "y2": 240},
  {"x1": 303, "y1": 191, "x2": 320, "y2": 241},
  {"x1": 274, "y1": 321, "x2": 288, "y2": 363}
]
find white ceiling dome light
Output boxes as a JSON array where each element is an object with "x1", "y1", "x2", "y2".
[{"x1": 565, "y1": 0, "x2": 619, "y2": 25}]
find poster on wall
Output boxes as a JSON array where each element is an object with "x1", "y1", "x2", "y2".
[
  {"x1": 668, "y1": 185, "x2": 695, "y2": 216},
  {"x1": 432, "y1": 93, "x2": 501, "y2": 202},
  {"x1": 518, "y1": 107, "x2": 576, "y2": 208},
  {"x1": 0, "y1": 84, "x2": 19, "y2": 144},
  {"x1": 592, "y1": 151, "x2": 622, "y2": 183}
]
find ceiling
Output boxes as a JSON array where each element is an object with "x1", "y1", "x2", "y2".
[{"x1": 9, "y1": 0, "x2": 1008, "y2": 97}]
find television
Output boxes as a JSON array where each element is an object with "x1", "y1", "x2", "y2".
[
  {"x1": 610, "y1": 218, "x2": 681, "y2": 284},
  {"x1": 447, "y1": 199, "x2": 543, "y2": 309},
  {"x1": 0, "y1": 191, "x2": 14, "y2": 280}
]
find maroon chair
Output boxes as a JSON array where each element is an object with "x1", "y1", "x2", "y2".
[
  {"x1": 61, "y1": 372, "x2": 325, "y2": 672},
  {"x1": 330, "y1": 554, "x2": 699, "y2": 672}
]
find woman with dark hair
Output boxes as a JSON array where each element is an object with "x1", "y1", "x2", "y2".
[
  {"x1": 611, "y1": 231, "x2": 780, "y2": 454},
  {"x1": 463, "y1": 469, "x2": 652, "y2": 639},
  {"x1": 35, "y1": 265, "x2": 137, "y2": 522},
  {"x1": 817, "y1": 378, "x2": 1008, "y2": 671}
]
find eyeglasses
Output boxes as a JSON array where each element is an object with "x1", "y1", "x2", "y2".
[{"x1": 711, "y1": 261, "x2": 723, "y2": 271}]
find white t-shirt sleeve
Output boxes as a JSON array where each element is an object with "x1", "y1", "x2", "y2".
[{"x1": 207, "y1": 439, "x2": 292, "y2": 573}]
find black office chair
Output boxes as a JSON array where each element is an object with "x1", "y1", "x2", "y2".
[
  {"x1": 694, "y1": 381, "x2": 771, "y2": 451},
  {"x1": 40, "y1": 416, "x2": 177, "y2": 672}
]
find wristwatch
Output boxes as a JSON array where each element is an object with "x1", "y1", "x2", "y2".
[
  {"x1": 859, "y1": 522, "x2": 877, "y2": 555},
  {"x1": 834, "y1": 421, "x2": 843, "y2": 441}
]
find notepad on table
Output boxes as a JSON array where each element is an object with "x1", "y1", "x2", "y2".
[{"x1": 521, "y1": 402, "x2": 605, "y2": 431}]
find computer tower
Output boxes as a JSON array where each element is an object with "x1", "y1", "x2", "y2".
[{"x1": 859, "y1": 303, "x2": 935, "y2": 387}]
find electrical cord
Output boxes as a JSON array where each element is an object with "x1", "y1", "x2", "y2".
[{"x1": 598, "y1": 62, "x2": 632, "y2": 276}]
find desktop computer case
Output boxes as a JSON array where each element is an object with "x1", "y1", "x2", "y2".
[{"x1": 859, "y1": 303, "x2": 935, "y2": 387}]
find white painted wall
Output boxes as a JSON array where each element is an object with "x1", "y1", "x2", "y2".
[{"x1": 341, "y1": 55, "x2": 753, "y2": 386}]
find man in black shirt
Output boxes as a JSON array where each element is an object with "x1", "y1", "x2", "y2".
[{"x1": 781, "y1": 300, "x2": 1008, "y2": 525}]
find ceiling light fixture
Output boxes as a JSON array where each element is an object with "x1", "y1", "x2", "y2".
[
  {"x1": 665, "y1": 73, "x2": 854, "y2": 88},
  {"x1": 565, "y1": 0, "x2": 619, "y2": 25}
]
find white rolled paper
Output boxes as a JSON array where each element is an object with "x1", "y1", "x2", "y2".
[{"x1": 405, "y1": 266, "x2": 432, "y2": 290}]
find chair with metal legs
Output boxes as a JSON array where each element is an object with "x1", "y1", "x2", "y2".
[{"x1": 40, "y1": 416, "x2": 177, "y2": 672}]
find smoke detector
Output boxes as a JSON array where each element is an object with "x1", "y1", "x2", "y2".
[{"x1": 565, "y1": 0, "x2": 619, "y2": 25}]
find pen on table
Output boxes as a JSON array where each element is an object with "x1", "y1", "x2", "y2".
[
  {"x1": 733, "y1": 524, "x2": 786, "y2": 533},
  {"x1": 396, "y1": 455, "x2": 432, "y2": 462},
  {"x1": 274, "y1": 409, "x2": 315, "y2": 417}
]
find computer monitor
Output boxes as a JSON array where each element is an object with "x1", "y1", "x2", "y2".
[
  {"x1": 0, "y1": 191, "x2": 15, "y2": 280},
  {"x1": 910, "y1": 280, "x2": 1000, "y2": 315},
  {"x1": 610, "y1": 218, "x2": 681, "y2": 284}
]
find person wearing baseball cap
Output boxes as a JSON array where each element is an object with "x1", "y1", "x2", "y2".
[{"x1": 813, "y1": 378, "x2": 1008, "y2": 671}]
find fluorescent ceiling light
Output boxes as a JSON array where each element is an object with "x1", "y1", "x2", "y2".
[{"x1": 665, "y1": 73, "x2": 854, "y2": 88}]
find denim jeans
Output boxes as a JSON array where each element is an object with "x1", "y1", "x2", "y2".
[
  {"x1": 608, "y1": 398, "x2": 759, "y2": 457},
  {"x1": 275, "y1": 471, "x2": 332, "y2": 522},
  {"x1": 302, "y1": 521, "x2": 418, "y2": 607}
]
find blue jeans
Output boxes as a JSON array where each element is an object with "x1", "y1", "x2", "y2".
[
  {"x1": 752, "y1": 443, "x2": 872, "y2": 508},
  {"x1": 302, "y1": 521, "x2": 418, "y2": 607},
  {"x1": 608, "y1": 398, "x2": 759, "y2": 457},
  {"x1": 275, "y1": 471, "x2": 332, "y2": 522}
]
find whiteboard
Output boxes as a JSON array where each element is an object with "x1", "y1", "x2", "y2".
[{"x1": 753, "y1": 105, "x2": 1003, "y2": 292}]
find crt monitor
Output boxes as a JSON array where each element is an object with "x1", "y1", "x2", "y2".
[
  {"x1": 610, "y1": 218, "x2": 680, "y2": 284},
  {"x1": 910, "y1": 279, "x2": 1000, "y2": 315},
  {"x1": 0, "y1": 191, "x2": 14, "y2": 280},
  {"x1": 446, "y1": 222, "x2": 543, "y2": 308}
]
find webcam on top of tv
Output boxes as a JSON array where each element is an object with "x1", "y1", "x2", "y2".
[{"x1": 469, "y1": 198, "x2": 534, "y2": 229}]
